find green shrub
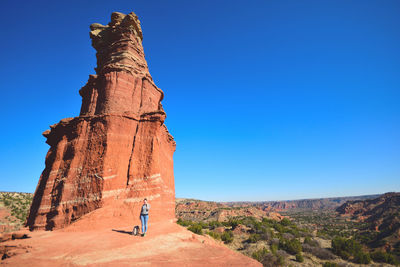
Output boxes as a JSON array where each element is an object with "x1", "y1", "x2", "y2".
[
  {"x1": 251, "y1": 248, "x2": 285, "y2": 266},
  {"x1": 387, "y1": 254, "x2": 400, "y2": 265},
  {"x1": 176, "y1": 218, "x2": 193, "y2": 227},
  {"x1": 208, "y1": 220, "x2": 222, "y2": 230},
  {"x1": 270, "y1": 243, "x2": 278, "y2": 254},
  {"x1": 277, "y1": 254, "x2": 285, "y2": 266},
  {"x1": 260, "y1": 229, "x2": 274, "y2": 241},
  {"x1": 248, "y1": 233, "x2": 261, "y2": 243},
  {"x1": 279, "y1": 238, "x2": 302, "y2": 255},
  {"x1": 295, "y1": 253, "x2": 304, "y2": 262},
  {"x1": 206, "y1": 231, "x2": 221, "y2": 240},
  {"x1": 252, "y1": 248, "x2": 269, "y2": 262},
  {"x1": 331, "y1": 236, "x2": 362, "y2": 260},
  {"x1": 196, "y1": 221, "x2": 206, "y2": 228},
  {"x1": 262, "y1": 217, "x2": 275, "y2": 225},
  {"x1": 280, "y1": 218, "x2": 292, "y2": 226},
  {"x1": 371, "y1": 250, "x2": 400, "y2": 265},
  {"x1": 274, "y1": 223, "x2": 284, "y2": 233},
  {"x1": 322, "y1": 262, "x2": 338, "y2": 267},
  {"x1": 221, "y1": 230, "x2": 234, "y2": 243},
  {"x1": 302, "y1": 244, "x2": 335, "y2": 260},
  {"x1": 304, "y1": 236, "x2": 319, "y2": 247},
  {"x1": 354, "y1": 250, "x2": 371, "y2": 264},
  {"x1": 188, "y1": 224, "x2": 203, "y2": 235},
  {"x1": 371, "y1": 250, "x2": 386, "y2": 262},
  {"x1": 228, "y1": 219, "x2": 240, "y2": 230}
]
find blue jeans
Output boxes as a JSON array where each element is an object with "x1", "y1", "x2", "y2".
[{"x1": 140, "y1": 214, "x2": 149, "y2": 234}]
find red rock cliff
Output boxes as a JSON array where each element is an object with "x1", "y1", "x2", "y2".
[{"x1": 26, "y1": 11, "x2": 176, "y2": 230}]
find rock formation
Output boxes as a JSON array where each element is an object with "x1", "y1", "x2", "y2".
[
  {"x1": 336, "y1": 193, "x2": 400, "y2": 254},
  {"x1": 26, "y1": 11, "x2": 176, "y2": 230}
]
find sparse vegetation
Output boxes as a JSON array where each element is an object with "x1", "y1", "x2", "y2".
[
  {"x1": 371, "y1": 250, "x2": 400, "y2": 265},
  {"x1": 251, "y1": 247, "x2": 285, "y2": 267},
  {"x1": 302, "y1": 244, "x2": 335, "y2": 260},
  {"x1": 331, "y1": 236, "x2": 368, "y2": 263},
  {"x1": 176, "y1": 197, "x2": 400, "y2": 266},
  {"x1": 221, "y1": 230, "x2": 234, "y2": 243},
  {"x1": 295, "y1": 252, "x2": 304, "y2": 262},
  {"x1": 187, "y1": 223, "x2": 203, "y2": 235},
  {"x1": 206, "y1": 231, "x2": 221, "y2": 240},
  {"x1": 279, "y1": 237, "x2": 302, "y2": 255},
  {"x1": 322, "y1": 262, "x2": 338, "y2": 267},
  {"x1": 0, "y1": 192, "x2": 33, "y2": 232}
]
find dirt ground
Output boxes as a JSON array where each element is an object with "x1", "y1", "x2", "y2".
[{"x1": 1, "y1": 220, "x2": 261, "y2": 266}]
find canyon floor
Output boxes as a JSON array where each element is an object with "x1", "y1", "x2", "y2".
[{"x1": 1, "y1": 219, "x2": 261, "y2": 266}]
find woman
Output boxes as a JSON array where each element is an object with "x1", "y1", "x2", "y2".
[{"x1": 140, "y1": 198, "x2": 150, "y2": 236}]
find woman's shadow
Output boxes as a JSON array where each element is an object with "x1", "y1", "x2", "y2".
[{"x1": 111, "y1": 229, "x2": 133, "y2": 235}]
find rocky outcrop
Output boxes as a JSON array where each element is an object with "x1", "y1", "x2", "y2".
[
  {"x1": 336, "y1": 192, "x2": 400, "y2": 225},
  {"x1": 26, "y1": 12, "x2": 176, "y2": 230},
  {"x1": 336, "y1": 193, "x2": 400, "y2": 252}
]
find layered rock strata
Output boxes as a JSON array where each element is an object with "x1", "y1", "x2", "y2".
[{"x1": 26, "y1": 12, "x2": 176, "y2": 230}]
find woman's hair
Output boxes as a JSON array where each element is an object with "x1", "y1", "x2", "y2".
[{"x1": 144, "y1": 198, "x2": 147, "y2": 201}]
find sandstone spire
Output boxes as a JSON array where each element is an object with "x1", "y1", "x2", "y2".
[{"x1": 26, "y1": 12, "x2": 176, "y2": 230}]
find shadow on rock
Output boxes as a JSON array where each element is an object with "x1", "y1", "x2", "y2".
[{"x1": 111, "y1": 229, "x2": 133, "y2": 235}]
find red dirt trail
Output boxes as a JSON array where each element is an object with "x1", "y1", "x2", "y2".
[{"x1": 1, "y1": 217, "x2": 261, "y2": 266}]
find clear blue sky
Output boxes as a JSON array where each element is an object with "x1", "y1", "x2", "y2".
[{"x1": 0, "y1": 0, "x2": 399, "y2": 201}]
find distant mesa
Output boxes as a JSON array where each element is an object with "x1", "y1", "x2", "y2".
[{"x1": 26, "y1": 11, "x2": 176, "y2": 231}]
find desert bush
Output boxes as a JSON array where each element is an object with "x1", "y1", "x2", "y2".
[
  {"x1": 279, "y1": 238, "x2": 302, "y2": 255},
  {"x1": 302, "y1": 244, "x2": 335, "y2": 260},
  {"x1": 304, "y1": 236, "x2": 320, "y2": 247},
  {"x1": 206, "y1": 231, "x2": 221, "y2": 240},
  {"x1": 354, "y1": 250, "x2": 371, "y2": 264},
  {"x1": 284, "y1": 226, "x2": 300, "y2": 237},
  {"x1": 331, "y1": 236, "x2": 362, "y2": 260},
  {"x1": 207, "y1": 220, "x2": 222, "y2": 230},
  {"x1": 241, "y1": 216, "x2": 258, "y2": 227},
  {"x1": 274, "y1": 223, "x2": 284, "y2": 233},
  {"x1": 270, "y1": 238, "x2": 280, "y2": 246},
  {"x1": 371, "y1": 250, "x2": 387, "y2": 262},
  {"x1": 322, "y1": 262, "x2": 338, "y2": 267},
  {"x1": 295, "y1": 252, "x2": 304, "y2": 262},
  {"x1": 371, "y1": 250, "x2": 399, "y2": 265},
  {"x1": 280, "y1": 218, "x2": 292, "y2": 227},
  {"x1": 188, "y1": 224, "x2": 203, "y2": 235},
  {"x1": 176, "y1": 218, "x2": 193, "y2": 227},
  {"x1": 248, "y1": 233, "x2": 261, "y2": 243},
  {"x1": 221, "y1": 230, "x2": 234, "y2": 243},
  {"x1": 223, "y1": 219, "x2": 240, "y2": 230},
  {"x1": 252, "y1": 221, "x2": 264, "y2": 234},
  {"x1": 197, "y1": 221, "x2": 209, "y2": 229},
  {"x1": 282, "y1": 233, "x2": 294, "y2": 240},
  {"x1": 260, "y1": 229, "x2": 274, "y2": 241},
  {"x1": 275, "y1": 249, "x2": 289, "y2": 260},
  {"x1": 270, "y1": 243, "x2": 278, "y2": 254},
  {"x1": 252, "y1": 248, "x2": 285, "y2": 267},
  {"x1": 252, "y1": 248, "x2": 269, "y2": 262},
  {"x1": 275, "y1": 254, "x2": 285, "y2": 266}
]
